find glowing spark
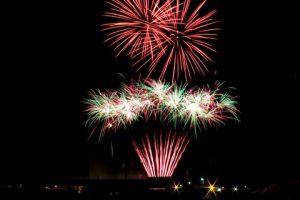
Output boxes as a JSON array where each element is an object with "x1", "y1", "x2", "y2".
[
  {"x1": 172, "y1": 181, "x2": 182, "y2": 193},
  {"x1": 233, "y1": 186, "x2": 238, "y2": 192},
  {"x1": 202, "y1": 178, "x2": 219, "y2": 198}
]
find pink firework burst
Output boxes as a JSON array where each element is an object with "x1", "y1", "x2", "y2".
[
  {"x1": 102, "y1": 0, "x2": 176, "y2": 59},
  {"x1": 132, "y1": 130, "x2": 191, "y2": 177},
  {"x1": 136, "y1": 0, "x2": 219, "y2": 81},
  {"x1": 102, "y1": 0, "x2": 219, "y2": 81}
]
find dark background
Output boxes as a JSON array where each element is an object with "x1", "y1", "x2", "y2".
[{"x1": 1, "y1": 0, "x2": 299, "y2": 187}]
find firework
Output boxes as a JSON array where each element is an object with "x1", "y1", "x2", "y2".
[
  {"x1": 102, "y1": 0, "x2": 219, "y2": 81},
  {"x1": 132, "y1": 130, "x2": 191, "y2": 177},
  {"x1": 84, "y1": 79, "x2": 239, "y2": 139},
  {"x1": 136, "y1": 0, "x2": 219, "y2": 81},
  {"x1": 102, "y1": 0, "x2": 176, "y2": 59}
]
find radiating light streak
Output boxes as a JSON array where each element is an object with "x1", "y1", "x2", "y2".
[
  {"x1": 132, "y1": 131, "x2": 191, "y2": 177},
  {"x1": 102, "y1": 0, "x2": 219, "y2": 81}
]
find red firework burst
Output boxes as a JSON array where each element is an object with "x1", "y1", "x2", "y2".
[
  {"x1": 102, "y1": 0, "x2": 176, "y2": 59},
  {"x1": 102, "y1": 0, "x2": 219, "y2": 82},
  {"x1": 135, "y1": 0, "x2": 219, "y2": 81}
]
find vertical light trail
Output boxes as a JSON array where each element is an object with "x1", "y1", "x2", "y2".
[{"x1": 132, "y1": 130, "x2": 191, "y2": 177}]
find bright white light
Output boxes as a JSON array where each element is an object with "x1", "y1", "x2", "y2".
[
  {"x1": 188, "y1": 181, "x2": 191, "y2": 185},
  {"x1": 233, "y1": 186, "x2": 238, "y2": 191},
  {"x1": 217, "y1": 187, "x2": 221, "y2": 192}
]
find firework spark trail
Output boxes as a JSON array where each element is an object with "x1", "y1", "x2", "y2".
[
  {"x1": 102, "y1": 0, "x2": 219, "y2": 81},
  {"x1": 84, "y1": 79, "x2": 239, "y2": 138},
  {"x1": 102, "y1": 0, "x2": 177, "y2": 59},
  {"x1": 141, "y1": 0, "x2": 219, "y2": 81},
  {"x1": 132, "y1": 131, "x2": 191, "y2": 177}
]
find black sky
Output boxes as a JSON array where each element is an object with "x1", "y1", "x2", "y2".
[{"x1": 2, "y1": 0, "x2": 299, "y2": 185}]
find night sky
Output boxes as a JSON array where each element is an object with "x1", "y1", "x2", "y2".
[{"x1": 1, "y1": 0, "x2": 299, "y2": 186}]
